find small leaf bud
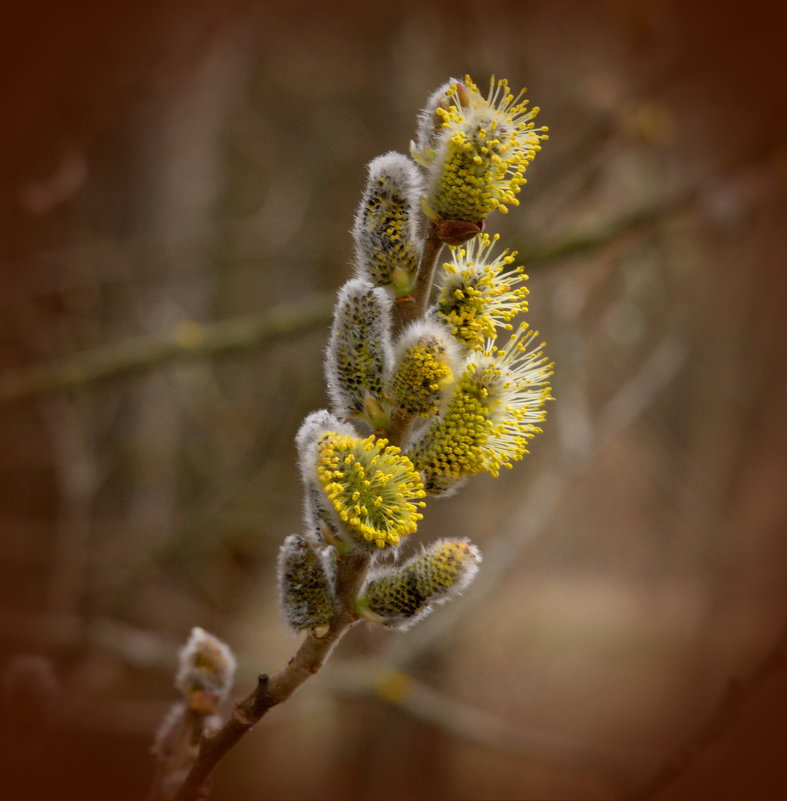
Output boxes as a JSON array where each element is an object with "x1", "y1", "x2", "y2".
[{"x1": 175, "y1": 627, "x2": 236, "y2": 716}]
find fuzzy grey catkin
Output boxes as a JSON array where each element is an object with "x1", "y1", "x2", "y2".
[
  {"x1": 277, "y1": 534, "x2": 338, "y2": 635},
  {"x1": 356, "y1": 539, "x2": 481, "y2": 630}
]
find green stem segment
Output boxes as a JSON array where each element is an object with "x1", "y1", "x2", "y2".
[{"x1": 391, "y1": 222, "x2": 443, "y2": 337}]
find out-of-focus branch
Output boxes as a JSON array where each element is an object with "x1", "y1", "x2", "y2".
[
  {"x1": 519, "y1": 195, "x2": 684, "y2": 267},
  {"x1": 630, "y1": 616, "x2": 787, "y2": 800},
  {"x1": 0, "y1": 193, "x2": 688, "y2": 408},
  {"x1": 326, "y1": 660, "x2": 635, "y2": 789},
  {"x1": 0, "y1": 292, "x2": 334, "y2": 405}
]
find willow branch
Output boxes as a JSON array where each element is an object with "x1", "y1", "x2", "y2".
[
  {"x1": 325, "y1": 661, "x2": 634, "y2": 788},
  {"x1": 169, "y1": 201, "x2": 446, "y2": 801},
  {"x1": 0, "y1": 292, "x2": 334, "y2": 405}
]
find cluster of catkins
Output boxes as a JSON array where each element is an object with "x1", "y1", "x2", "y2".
[{"x1": 278, "y1": 76, "x2": 553, "y2": 635}]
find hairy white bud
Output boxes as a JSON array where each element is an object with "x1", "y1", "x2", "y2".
[
  {"x1": 325, "y1": 278, "x2": 393, "y2": 427},
  {"x1": 278, "y1": 534, "x2": 338, "y2": 635},
  {"x1": 175, "y1": 627, "x2": 236, "y2": 715},
  {"x1": 388, "y1": 319, "x2": 459, "y2": 417},
  {"x1": 353, "y1": 152, "x2": 423, "y2": 295}
]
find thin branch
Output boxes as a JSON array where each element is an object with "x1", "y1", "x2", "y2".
[
  {"x1": 148, "y1": 707, "x2": 206, "y2": 801},
  {"x1": 3, "y1": 131, "x2": 782, "y2": 409},
  {"x1": 325, "y1": 660, "x2": 636, "y2": 788},
  {"x1": 519, "y1": 197, "x2": 683, "y2": 268},
  {"x1": 630, "y1": 616, "x2": 787, "y2": 800},
  {"x1": 0, "y1": 201, "x2": 664, "y2": 409},
  {"x1": 391, "y1": 220, "x2": 443, "y2": 335},
  {"x1": 0, "y1": 201, "x2": 674, "y2": 409},
  {"x1": 169, "y1": 189, "x2": 463, "y2": 800},
  {"x1": 0, "y1": 292, "x2": 334, "y2": 405}
]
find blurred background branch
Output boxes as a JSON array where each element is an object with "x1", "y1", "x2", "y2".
[{"x1": 0, "y1": 294, "x2": 334, "y2": 405}]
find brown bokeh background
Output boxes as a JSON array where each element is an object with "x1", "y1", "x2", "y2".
[{"x1": 1, "y1": 1, "x2": 786, "y2": 799}]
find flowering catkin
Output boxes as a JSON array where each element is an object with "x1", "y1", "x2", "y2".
[
  {"x1": 413, "y1": 75, "x2": 548, "y2": 226},
  {"x1": 353, "y1": 152, "x2": 423, "y2": 295},
  {"x1": 314, "y1": 431, "x2": 426, "y2": 550},
  {"x1": 325, "y1": 278, "x2": 393, "y2": 427},
  {"x1": 388, "y1": 319, "x2": 459, "y2": 418},
  {"x1": 407, "y1": 323, "x2": 552, "y2": 495},
  {"x1": 433, "y1": 233, "x2": 529, "y2": 350},
  {"x1": 356, "y1": 539, "x2": 481, "y2": 629}
]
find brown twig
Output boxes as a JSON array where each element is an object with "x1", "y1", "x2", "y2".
[
  {"x1": 0, "y1": 201, "x2": 689, "y2": 411},
  {"x1": 2, "y1": 133, "x2": 781, "y2": 410},
  {"x1": 148, "y1": 707, "x2": 206, "y2": 801},
  {"x1": 0, "y1": 292, "x2": 334, "y2": 406},
  {"x1": 170, "y1": 550, "x2": 370, "y2": 801}
]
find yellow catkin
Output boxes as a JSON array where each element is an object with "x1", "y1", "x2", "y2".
[
  {"x1": 416, "y1": 75, "x2": 548, "y2": 223},
  {"x1": 315, "y1": 432, "x2": 426, "y2": 549}
]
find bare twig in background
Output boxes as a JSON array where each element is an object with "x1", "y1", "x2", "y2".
[
  {"x1": 631, "y1": 616, "x2": 787, "y2": 800},
  {"x1": 7, "y1": 127, "x2": 776, "y2": 411},
  {"x1": 326, "y1": 660, "x2": 635, "y2": 788},
  {"x1": 0, "y1": 293, "x2": 334, "y2": 405},
  {"x1": 0, "y1": 186, "x2": 694, "y2": 408}
]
